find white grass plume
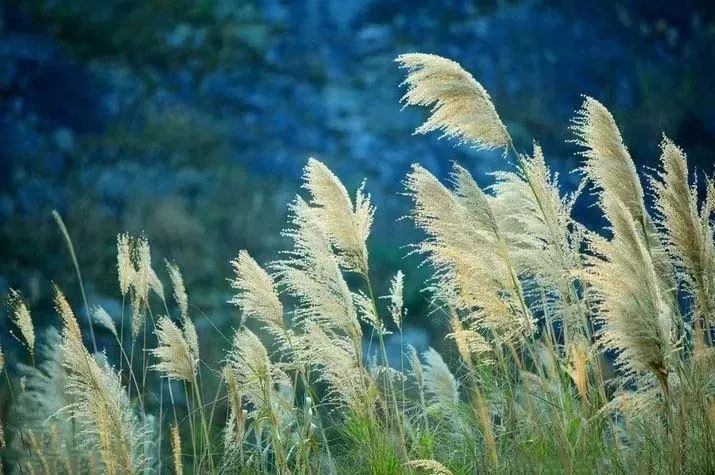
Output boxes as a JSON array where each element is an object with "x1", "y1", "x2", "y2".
[
  {"x1": 651, "y1": 137, "x2": 715, "y2": 326},
  {"x1": 353, "y1": 290, "x2": 389, "y2": 335},
  {"x1": 57, "y1": 287, "x2": 147, "y2": 474},
  {"x1": 490, "y1": 144, "x2": 586, "y2": 338},
  {"x1": 586, "y1": 198, "x2": 675, "y2": 388},
  {"x1": 396, "y1": 53, "x2": 509, "y2": 151},
  {"x1": 92, "y1": 305, "x2": 118, "y2": 337},
  {"x1": 405, "y1": 164, "x2": 533, "y2": 344},
  {"x1": 274, "y1": 197, "x2": 361, "y2": 346},
  {"x1": 230, "y1": 250, "x2": 284, "y2": 331},
  {"x1": 165, "y1": 260, "x2": 189, "y2": 320},
  {"x1": 303, "y1": 158, "x2": 374, "y2": 275},
  {"x1": 117, "y1": 233, "x2": 135, "y2": 296},
  {"x1": 8, "y1": 288, "x2": 35, "y2": 354},
  {"x1": 571, "y1": 96, "x2": 646, "y2": 225},
  {"x1": 225, "y1": 329, "x2": 293, "y2": 427},
  {"x1": 295, "y1": 322, "x2": 369, "y2": 412},
  {"x1": 384, "y1": 270, "x2": 405, "y2": 330},
  {"x1": 151, "y1": 316, "x2": 198, "y2": 383},
  {"x1": 422, "y1": 348, "x2": 459, "y2": 407}
]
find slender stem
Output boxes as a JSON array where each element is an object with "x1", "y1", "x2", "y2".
[{"x1": 52, "y1": 210, "x2": 98, "y2": 354}]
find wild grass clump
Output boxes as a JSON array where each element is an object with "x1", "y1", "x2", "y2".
[{"x1": 1, "y1": 53, "x2": 714, "y2": 474}]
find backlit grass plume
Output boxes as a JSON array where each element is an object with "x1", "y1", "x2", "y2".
[
  {"x1": 8, "y1": 288, "x2": 35, "y2": 354},
  {"x1": 274, "y1": 197, "x2": 362, "y2": 346},
  {"x1": 151, "y1": 316, "x2": 199, "y2": 382},
  {"x1": 405, "y1": 164, "x2": 534, "y2": 344},
  {"x1": 651, "y1": 137, "x2": 715, "y2": 331},
  {"x1": 230, "y1": 250, "x2": 284, "y2": 331},
  {"x1": 396, "y1": 53, "x2": 509, "y2": 151},
  {"x1": 571, "y1": 96, "x2": 647, "y2": 226},
  {"x1": 585, "y1": 198, "x2": 675, "y2": 390},
  {"x1": 490, "y1": 144, "x2": 587, "y2": 340},
  {"x1": 56, "y1": 285, "x2": 147, "y2": 474},
  {"x1": 303, "y1": 158, "x2": 374, "y2": 275}
]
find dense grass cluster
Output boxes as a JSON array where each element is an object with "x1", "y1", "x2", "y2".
[{"x1": 1, "y1": 53, "x2": 714, "y2": 474}]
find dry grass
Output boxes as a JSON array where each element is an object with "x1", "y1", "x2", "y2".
[{"x1": 1, "y1": 53, "x2": 713, "y2": 474}]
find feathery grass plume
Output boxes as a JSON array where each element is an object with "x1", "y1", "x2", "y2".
[
  {"x1": 222, "y1": 368, "x2": 248, "y2": 470},
  {"x1": 405, "y1": 459, "x2": 453, "y2": 475},
  {"x1": 490, "y1": 144, "x2": 587, "y2": 339},
  {"x1": 446, "y1": 313, "x2": 492, "y2": 365},
  {"x1": 651, "y1": 137, "x2": 715, "y2": 327},
  {"x1": 0, "y1": 343, "x2": 4, "y2": 372},
  {"x1": 274, "y1": 197, "x2": 362, "y2": 345},
  {"x1": 229, "y1": 250, "x2": 284, "y2": 331},
  {"x1": 225, "y1": 329, "x2": 293, "y2": 427},
  {"x1": 170, "y1": 424, "x2": 183, "y2": 475},
  {"x1": 165, "y1": 260, "x2": 189, "y2": 320},
  {"x1": 303, "y1": 158, "x2": 374, "y2": 275},
  {"x1": 150, "y1": 316, "x2": 198, "y2": 382},
  {"x1": 148, "y1": 267, "x2": 165, "y2": 301},
  {"x1": 297, "y1": 322, "x2": 369, "y2": 411},
  {"x1": 571, "y1": 96, "x2": 646, "y2": 225},
  {"x1": 92, "y1": 305, "x2": 117, "y2": 337},
  {"x1": 353, "y1": 290, "x2": 389, "y2": 335},
  {"x1": 8, "y1": 289, "x2": 34, "y2": 354},
  {"x1": 54, "y1": 285, "x2": 82, "y2": 342},
  {"x1": 405, "y1": 164, "x2": 533, "y2": 344},
  {"x1": 117, "y1": 233, "x2": 135, "y2": 296},
  {"x1": 422, "y1": 348, "x2": 459, "y2": 407},
  {"x1": 396, "y1": 53, "x2": 509, "y2": 151},
  {"x1": 58, "y1": 294, "x2": 146, "y2": 474},
  {"x1": 9, "y1": 328, "x2": 88, "y2": 472},
  {"x1": 586, "y1": 198, "x2": 675, "y2": 389},
  {"x1": 383, "y1": 270, "x2": 405, "y2": 330}
]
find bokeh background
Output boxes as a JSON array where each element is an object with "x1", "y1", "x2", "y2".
[{"x1": 2, "y1": 0, "x2": 715, "y2": 360}]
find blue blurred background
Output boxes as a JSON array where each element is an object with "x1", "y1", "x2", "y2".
[{"x1": 1, "y1": 0, "x2": 714, "y2": 353}]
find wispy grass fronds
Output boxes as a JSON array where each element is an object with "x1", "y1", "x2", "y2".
[
  {"x1": 92, "y1": 305, "x2": 118, "y2": 337},
  {"x1": 54, "y1": 285, "x2": 82, "y2": 342},
  {"x1": 297, "y1": 323, "x2": 369, "y2": 412},
  {"x1": 405, "y1": 458, "x2": 453, "y2": 474},
  {"x1": 354, "y1": 290, "x2": 389, "y2": 336},
  {"x1": 229, "y1": 250, "x2": 284, "y2": 331},
  {"x1": 447, "y1": 313, "x2": 492, "y2": 366},
  {"x1": 274, "y1": 198, "x2": 361, "y2": 345},
  {"x1": 58, "y1": 286, "x2": 146, "y2": 474},
  {"x1": 651, "y1": 137, "x2": 715, "y2": 328},
  {"x1": 8, "y1": 288, "x2": 35, "y2": 354},
  {"x1": 491, "y1": 144, "x2": 586, "y2": 339},
  {"x1": 303, "y1": 158, "x2": 374, "y2": 275},
  {"x1": 117, "y1": 233, "x2": 135, "y2": 296},
  {"x1": 571, "y1": 96, "x2": 646, "y2": 225},
  {"x1": 225, "y1": 329, "x2": 276, "y2": 416},
  {"x1": 151, "y1": 316, "x2": 198, "y2": 383},
  {"x1": 405, "y1": 164, "x2": 533, "y2": 344},
  {"x1": 116, "y1": 233, "x2": 159, "y2": 338},
  {"x1": 396, "y1": 53, "x2": 509, "y2": 151},
  {"x1": 422, "y1": 348, "x2": 459, "y2": 407},
  {"x1": 585, "y1": 199, "x2": 675, "y2": 389},
  {"x1": 166, "y1": 260, "x2": 189, "y2": 320},
  {"x1": 384, "y1": 270, "x2": 405, "y2": 330}
]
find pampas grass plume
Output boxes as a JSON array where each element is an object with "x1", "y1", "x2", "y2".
[
  {"x1": 8, "y1": 289, "x2": 35, "y2": 354},
  {"x1": 396, "y1": 53, "x2": 509, "y2": 151}
]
